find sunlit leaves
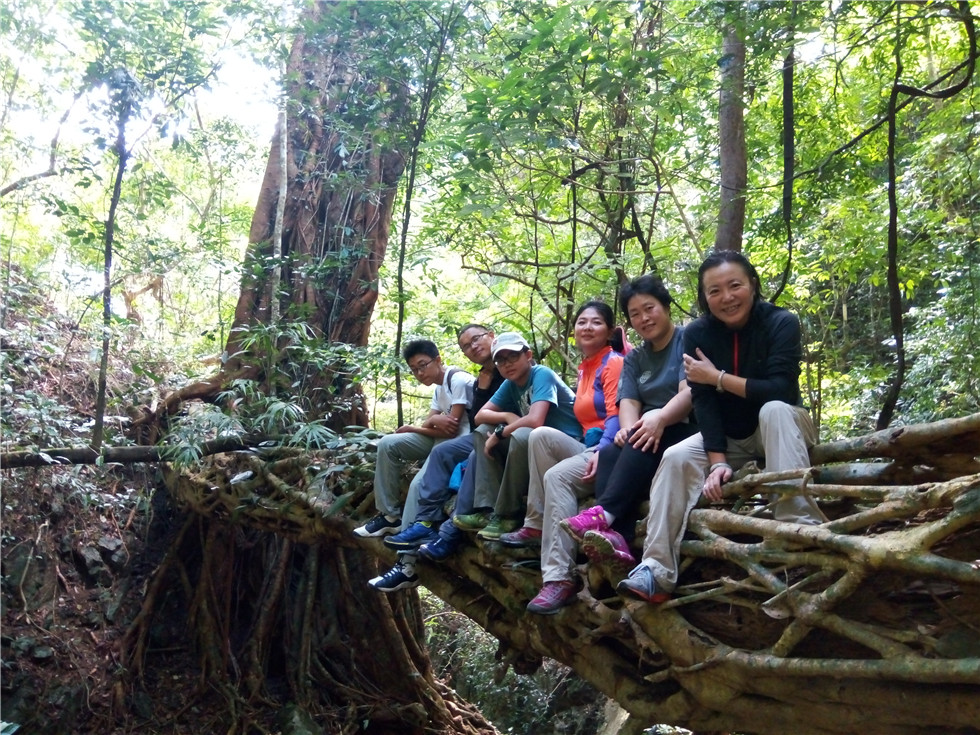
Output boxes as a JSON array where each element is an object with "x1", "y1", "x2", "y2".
[{"x1": 4, "y1": 0, "x2": 978, "y2": 448}]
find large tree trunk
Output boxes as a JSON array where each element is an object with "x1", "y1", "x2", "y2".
[
  {"x1": 221, "y1": 2, "x2": 408, "y2": 427},
  {"x1": 230, "y1": 5, "x2": 405, "y2": 351},
  {"x1": 130, "y1": 2, "x2": 408, "y2": 438},
  {"x1": 119, "y1": 5, "x2": 493, "y2": 732}
]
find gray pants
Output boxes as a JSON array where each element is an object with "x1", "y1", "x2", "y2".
[
  {"x1": 542, "y1": 452, "x2": 595, "y2": 583},
  {"x1": 473, "y1": 425, "x2": 533, "y2": 519},
  {"x1": 640, "y1": 402, "x2": 819, "y2": 592},
  {"x1": 522, "y1": 427, "x2": 592, "y2": 583},
  {"x1": 469, "y1": 424, "x2": 505, "y2": 510},
  {"x1": 374, "y1": 432, "x2": 450, "y2": 527}
]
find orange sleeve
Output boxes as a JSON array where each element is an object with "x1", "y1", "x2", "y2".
[{"x1": 601, "y1": 354, "x2": 623, "y2": 418}]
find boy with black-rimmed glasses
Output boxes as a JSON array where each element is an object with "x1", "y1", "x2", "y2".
[{"x1": 354, "y1": 340, "x2": 474, "y2": 539}]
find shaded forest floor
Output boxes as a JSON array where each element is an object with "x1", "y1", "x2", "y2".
[{"x1": 0, "y1": 270, "x2": 238, "y2": 733}]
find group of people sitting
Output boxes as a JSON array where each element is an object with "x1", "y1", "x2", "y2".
[{"x1": 353, "y1": 251, "x2": 822, "y2": 613}]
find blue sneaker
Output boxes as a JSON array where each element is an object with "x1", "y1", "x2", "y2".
[
  {"x1": 616, "y1": 563, "x2": 669, "y2": 604},
  {"x1": 369, "y1": 562, "x2": 419, "y2": 592},
  {"x1": 384, "y1": 521, "x2": 439, "y2": 550},
  {"x1": 418, "y1": 536, "x2": 460, "y2": 562},
  {"x1": 353, "y1": 513, "x2": 400, "y2": 538}
]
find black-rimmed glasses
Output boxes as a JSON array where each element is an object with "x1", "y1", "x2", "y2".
[
  {"x1": 493, "y1": 348, "x2": 528, "y2": 367},
  {"x1": 459, "y1": 332, "x2": 489, "y2": 353}
]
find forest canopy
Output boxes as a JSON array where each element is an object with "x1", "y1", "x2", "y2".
[{"x1": 2, "y1": 0, "x2": 977, "y2": 446}]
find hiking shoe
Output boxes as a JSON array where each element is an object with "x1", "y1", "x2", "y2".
[
  {"x1": 499, "y1": 526, "x2": 543, "y2": 548},
  {"x1": 616, "y1": 563, "x2": 669, "y2": 604},
  {"x1": 418, "y1": 536, "x2": 460, "y2": 562},
  {"x1": 526, "y1": 581, "x2": 578, "y2": 614},
  {"x1": 453, "y1": 510, "x2": 493, "y2": 531},
  {"x1": 477, "y1": 515, "x2": 520, "y2": 540},
  {"x1": 384, "y1": 521, "x2": 439, "y2": 550},
  {"x1": 581, "y1": 529, "x2": 635, "y2": 575},
  {"x1": 560, "y1": 505, "x2": 608, "y2": 543},
  {"x1": 369, "y1": 563, "x2": 420, "y2": 592},
  {"x1": 353, "y1": 513, "x2": 400, "y2": 538}
]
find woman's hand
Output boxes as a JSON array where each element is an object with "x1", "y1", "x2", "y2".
[
  {"x1": 581, "y1": 450, "x2": 599, "y2": 481},
  {"x1": 613, "y1": 427, "x2": 630, "y2": 447},
  {"x1": 683, "y1": 347, "x2": 719, "y2": 387},
  {"x1": 627, "y1": 409, "x2": 665, "y2": 453},
  {"x1": 702, "y1": 463, "x2": 732, "y2": 502}
]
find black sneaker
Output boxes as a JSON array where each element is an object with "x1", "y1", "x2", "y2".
[
  {"x1": 369, "y1": 563, "x2": 419, "y2": 592},
  {"x1": 353, "y1": 513, "x2": 400, "y2": 538},
  {"x1": 384, "y1": 521, "x2": 439, "y2": 550}
]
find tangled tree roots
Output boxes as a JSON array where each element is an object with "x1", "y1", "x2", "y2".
[
  {"x1": 130, "y1": 416, "x2": 980, "y2": 734},
  {"x1": 119, "y1": 449, "x2": 496, "y2": 734}
]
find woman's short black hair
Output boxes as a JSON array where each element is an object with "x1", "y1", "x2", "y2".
[
  {"x1": 696, "y1": 250, "x2": 762, "y2": 315},
  {"x1": 618, "y1": 274, "x2": 673, "y2": 316},
  {"x1": 403, "y1": 339, "x2": 440, "y2": 362},
  {"x1": 574, "y1": 300, "x2": 615, "y2": 329}
]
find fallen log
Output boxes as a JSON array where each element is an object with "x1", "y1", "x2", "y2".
[{"x1": 0, "y1": 436, "x2": 261, "y2": 469}]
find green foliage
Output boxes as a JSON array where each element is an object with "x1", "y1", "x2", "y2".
[
  {"x1": 3, "y1": 0, "x2": 978, "y2": 456},
  {"x1": 386, "y1": 0, "x2": 979, "y2": 431},
  {"x1": 159, "y1": 316, "x2": 423, "y2": 460},
  {"x1": 421, "y1": 591, "x2": 604, "y2": 735},
  {"x1": 2, "y1": 0, "x2": 268, "y2": 384}
]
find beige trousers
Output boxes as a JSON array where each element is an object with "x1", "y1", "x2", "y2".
[
  {"x1": 526, "y1": 427, "x2": 593, "y2": 583},
  {"x1": 640, "y1": 401, "x2": 818, "y2": 592}
]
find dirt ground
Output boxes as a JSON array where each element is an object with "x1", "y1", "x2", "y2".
[{"x1": 0, "y1": 274, "x2": 249, "y2": 733}]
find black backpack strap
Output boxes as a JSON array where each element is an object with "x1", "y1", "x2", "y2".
[{"x1": 445, "y1": 367, "x2": 460, "y2": 392}]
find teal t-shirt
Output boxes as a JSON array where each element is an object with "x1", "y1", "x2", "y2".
[{"x1": 489, "y1": 364, "x2": 582, "y2": 441}]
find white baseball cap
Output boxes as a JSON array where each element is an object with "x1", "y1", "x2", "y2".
[{"x1": 490, "y1": 331, "x2": 530, "y2": 359}]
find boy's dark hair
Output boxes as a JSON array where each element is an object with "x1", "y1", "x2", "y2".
[
  {"x1": 695, "y1": 250, "x2": 762, "y2": 315},
  {"x1": 403, "y1": 339, "x2": 440, "y2": 363},
  {"x1": 619, "y1": 274, "x2": 673, "y2": 316}
]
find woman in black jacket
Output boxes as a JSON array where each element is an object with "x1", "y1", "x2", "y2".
[{"x1": 617, "y1": 250, "x2": 821, "y2": 604}]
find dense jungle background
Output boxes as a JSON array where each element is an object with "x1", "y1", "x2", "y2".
[{"x1": 2, "y1": 1, "x2": 979, "y2": 734}]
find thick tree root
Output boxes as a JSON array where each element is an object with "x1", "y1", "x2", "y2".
[
  {"x1": 118, "y1": 451, "x2": 496, "y2": 734},
  {"x1": 131, "y1": 414, "x2": 980, "y2": 734}
]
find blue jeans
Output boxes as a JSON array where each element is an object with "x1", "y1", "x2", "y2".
[{"x1": 414, "y1": 434, "x2": 475, "y2": 523}]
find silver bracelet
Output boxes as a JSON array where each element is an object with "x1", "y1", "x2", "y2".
[
  {"x1": 715, "y1": 369, "x2": 726, "y2": 393},
  {"x1": 708, "y1": 462, "x2": 732, "y2": 476}
]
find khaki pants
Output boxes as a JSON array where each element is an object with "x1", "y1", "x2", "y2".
[
  {"x1": 524, "y1": 427, "x2": 590, "y2": 583},
  {"x1": 640, "y1": 402, "x2": 818, "y2": 592},
  {"x1": 374, "y1": 432, "x2": 439, "y2": 522}
]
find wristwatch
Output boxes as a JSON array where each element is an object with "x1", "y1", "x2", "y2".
[{"x1": 494, "y1": 423, "x2": 507, "y2": 438}]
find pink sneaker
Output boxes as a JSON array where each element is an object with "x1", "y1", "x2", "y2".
[
  {"x1": 559, "y1": 505, "x2": 608, "y2": 543},
  {"x1": 499, "y1": 526, "x2": 543, "y2": 548},
  {"x1": 581, "y1": 529, "x2": 635, "y2": 576},
  {"x1": 526, "y1": 580, "x2": 579, "y2": 614}
]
